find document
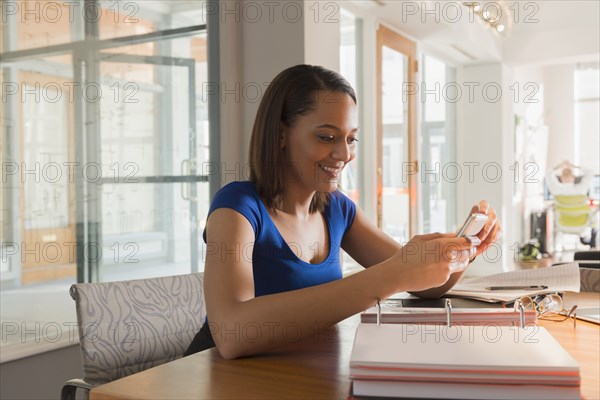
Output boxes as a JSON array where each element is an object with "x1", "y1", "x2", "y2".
[{"x1": 447, "y1": 263, "x2": 580, "y2": 303}]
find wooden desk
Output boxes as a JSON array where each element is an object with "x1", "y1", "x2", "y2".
[{"x1": 91, "y1": 294, "x2": 600, "y2": 400}]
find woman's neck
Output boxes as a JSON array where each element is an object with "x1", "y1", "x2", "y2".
[{"x1": 278, "y1": 185, "x2": 316, "y2": 220}]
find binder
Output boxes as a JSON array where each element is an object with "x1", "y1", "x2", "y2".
[
  {"x1": 361, "y1": 298, "x2": 537, "y2": 326},
  {"x1": 349, "y1": 300, "x2": 581, "y2": 399}
]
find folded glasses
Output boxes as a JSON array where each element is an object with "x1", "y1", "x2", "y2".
[{"x1": 514, "y1": 294, "x2": 578, "y2": 328}]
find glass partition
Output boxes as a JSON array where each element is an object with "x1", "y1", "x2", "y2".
[{"x1": 0, "y1": 0, "x2": 211, "y2": 357}]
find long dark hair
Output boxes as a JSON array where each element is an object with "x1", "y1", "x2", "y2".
[{"x1": 249, "y1": 64, "x2": 357, "y2": 213}]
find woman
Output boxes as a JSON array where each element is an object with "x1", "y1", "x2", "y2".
[{"x1": 186, "y1": 65, "x2": 501, "y2": 359}]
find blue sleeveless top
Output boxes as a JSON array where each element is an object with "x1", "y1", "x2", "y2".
[{"x1": 203, "y1": 181, "x2": 356, "y2": 297}]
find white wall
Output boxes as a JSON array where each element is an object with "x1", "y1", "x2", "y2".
[
  {"x1": 218, "y1": 1, "x2": 341, "y2": 178},
  {"x1": 505, "y1": 28, "x2": 600, "y2": 66},
  {"x1": 456, "y1": 63, "x2": 515, "y2": 274},
  {"x1": 511, "y1": 65, "x2": 546, "y2": 245},
  {"x1": 503, "y1": 1, "x2": 599, "y2": 66},
  {"x1": 304, "y1": 2, "x2": 340, "y2": 71},
  {"x1": 239, "y1": 3, "x2": 305, "y2": 167},
  {"x1": 512, "y1": 66, "x2": 545, "y2": 122},
  {"x1": 218, "y1": 9, "x2": 244, "y2": 179},
  {"x1": 544, "y1": 64, "x2": 576, "y2": 169}
]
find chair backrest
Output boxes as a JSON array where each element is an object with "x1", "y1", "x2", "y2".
[
  {"x1": 553, "y1": 195, "x2": 591, "y2": 228},
  {"x1": 69, "y1": 273, "x2": 205, "y2": 386},
  {"x1": 574, "y1": 251, "x2": 600, "y2": 262},
  {"x1": 554, "y1": 195, "x2": 588, "y2": 207}
]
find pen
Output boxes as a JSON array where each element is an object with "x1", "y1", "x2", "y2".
[{"x1": 486, "y1": 285, "x2": 548, "y2": 291}]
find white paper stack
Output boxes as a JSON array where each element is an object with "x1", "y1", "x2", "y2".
[{"x1": 350, "y1": 323, "x2": 581, "y2": 400}]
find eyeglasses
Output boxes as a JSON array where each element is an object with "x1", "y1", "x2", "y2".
[{"x1": 514, "y1": 294, "x2": 578, "y2": 329}]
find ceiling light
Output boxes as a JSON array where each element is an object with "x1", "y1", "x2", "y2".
[{"x1": 463, "y1": 2, "x2": 509, "y2": 36}]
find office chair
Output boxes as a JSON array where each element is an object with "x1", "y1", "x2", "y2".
[
  {"x1": 552, "y1": 195, "x2": 598, "y2": 253},
  {"x1": 61, "y1": 273, "x2": 206, "y2": 400}
]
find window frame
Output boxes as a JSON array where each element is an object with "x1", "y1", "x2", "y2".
[{"x1": 1, "y1": 5, "x2": 216, "y2": 286}]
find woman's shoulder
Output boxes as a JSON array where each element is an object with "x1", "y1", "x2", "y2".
[
  {"x1": 329, "y1": 189, "x2": 355, "y2": 208},
  {"x1": 209, "y1": 181, "x2": 265, "y2": 217},
  {"x1": 327, "y1": 190, "x2": 357, "y2": 227},
  {"x1": 207, "y1": 181, "x2": 263, "y2": 239},
  {"x1": 212, "y1": 181, "x2": 259, "y2": 204}
]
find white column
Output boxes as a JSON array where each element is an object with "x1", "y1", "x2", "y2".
[
  {"x1": 456, "y1": 63, "x2": 515, "y2": 274},
  {"x1": 544, "y1": 64, "x2": 575, "y2": 168},
  {"x1": 218, "y1": 1, "x2": 342, "y2": 176}
]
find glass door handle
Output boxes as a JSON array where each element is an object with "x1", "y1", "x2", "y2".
[{"x1": 181, "y1": 159, "x2": 198, "y2": 201}]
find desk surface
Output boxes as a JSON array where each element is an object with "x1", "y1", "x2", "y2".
[{"x1": 91, "y1": 293, "x2": 600, "y2": 400}]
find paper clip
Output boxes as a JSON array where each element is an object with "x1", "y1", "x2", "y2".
[
  {"x1": 445, "y1": 299, "x2": 452, "y2": 327},
  {"x1": 376, "y1": 299, "x2": 382, "y2": 326}
]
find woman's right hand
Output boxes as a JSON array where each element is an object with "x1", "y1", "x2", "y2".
[{"x1": 389, "y1": 233, "x2": 473, "y2": 292}]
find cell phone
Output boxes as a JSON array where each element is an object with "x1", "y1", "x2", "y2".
[{"x1": 456, "y1": 213, "x2": 488, "y2": 243}]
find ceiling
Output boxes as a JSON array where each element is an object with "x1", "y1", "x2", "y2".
[
  {"x1": 348, "y1": 0, "x2": 599, "y2": 65},
  {"x1": 508, "y1": 0, "x2": 599, "y2": 34}
]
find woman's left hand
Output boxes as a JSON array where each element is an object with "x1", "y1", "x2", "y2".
[{"x1": 469, "y1": 200, "x2": 502, "y2": 259}]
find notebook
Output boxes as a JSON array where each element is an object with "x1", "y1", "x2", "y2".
[
  {"x1": 447, "y1": 263, "x2": 581, "y2": 303},
  {"x1": 350, "y1": 323, "x2": 581, "y2": 399}
]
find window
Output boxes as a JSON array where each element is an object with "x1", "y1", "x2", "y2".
[
  {"x1": 377, "y1": 26, "x2": 417, "y2": 242},
  {"x1": 0, "y1": 0, "x2": 215, "y2": 360},
  {"x1": 419, "y1": 54, "x2": 457, "y2": 233},
  {"x1": 339, "y1": 8, "x2": 363, "y2": 273}
]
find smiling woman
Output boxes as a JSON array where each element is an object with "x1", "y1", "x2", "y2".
[
  {"x1": 249, "y1": 65, "x2": 359, "y2": 213},
  {"x1": 186, "y1": 64, "x2": 500, "y2": 360}
]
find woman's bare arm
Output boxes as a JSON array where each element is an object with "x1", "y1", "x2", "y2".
[
  {"x1": 203, "y1": 208, "x2": 471, "y2": 359},
  {"x1": 340, "y1": 207, "x2": 400, "y2": 267},
  {"x1": 341, "y1": 206, "x2": 466, "y2": 297},
  {"x1": 409, "y1": 269, "x2": 467, "y2": 298}
]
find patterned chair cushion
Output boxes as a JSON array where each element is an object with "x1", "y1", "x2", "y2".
[{"x1": 69, "y1": 273, "x2": 205, "y2": 386}]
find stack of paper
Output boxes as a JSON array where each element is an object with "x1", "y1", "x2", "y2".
[
  {"x1": 361, "y1": 303, "x2": 537, "y2": 326},
  {"x1": 350, "y1": 323, "x2": 581, "y2": 399},
  {"x1": 447, "y1": 263, "x2": 581, "y2": 303}
]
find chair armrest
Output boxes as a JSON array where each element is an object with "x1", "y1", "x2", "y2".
[{"x1": 61, "y1": 379, "x2": 94, "y2": 400}]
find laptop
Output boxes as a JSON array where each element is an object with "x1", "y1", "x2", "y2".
[{"x1": 576, "y1": 307, "x2": 600, "y2": 325}]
